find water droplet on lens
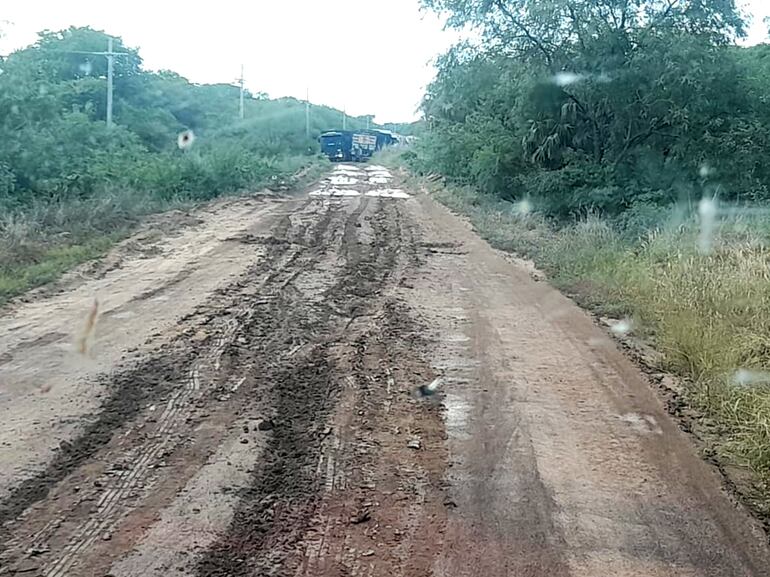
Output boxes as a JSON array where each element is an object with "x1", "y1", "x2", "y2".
[
  {"x1": 698, "y1": 197, "x2": 717, "y2": 254},
  {"x1": 699, "y1": 164, "x2": 715, "y2": 179},
  {"x1": 553, "y1": 72, "x2": 583, "y2": 86},
  {"x1": 610, "y1": 318, "x2": 633, "y2": 336},
  {"x1": 177, "y1": 130, "x2": 195, "y2": 150},
  {"x1": 732, "y1": 369, "x2": 770, "y2": 386},
  {"x1": 513, "y1": 199, "x2": 532, "y2": 215}
]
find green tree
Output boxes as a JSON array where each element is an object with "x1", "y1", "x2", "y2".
[{"x1": 418, "y1": 0, "x2": 768, "y2": 216}]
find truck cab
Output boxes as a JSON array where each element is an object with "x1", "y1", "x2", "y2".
[{"x1": 319, "y1": 131, "x2": 352, "y2": 161}]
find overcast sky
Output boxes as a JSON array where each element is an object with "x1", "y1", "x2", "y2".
[{"x1": 1, "y1": 1, "x2": 768, "y2": 123}]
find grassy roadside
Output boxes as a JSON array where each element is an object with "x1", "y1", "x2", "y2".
[
  {"x1": 379, "y1": 150, "x2": 770, "y2": 521},
  {"x1": 0, "y1": 157, "x2": 328, "y2": 307}
]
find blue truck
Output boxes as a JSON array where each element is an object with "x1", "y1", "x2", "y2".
[
  {"x1": 319, "y1": 131, "x2": 352, "y2": 161},
  {"x1": 319, "y1": 130, "x2": 381, "y2": 162}
]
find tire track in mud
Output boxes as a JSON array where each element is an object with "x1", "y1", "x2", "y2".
[
  {"x1": 291, "y1": 194, "x2": 453, "y2": 577},
  {"x1": 0, "y1": 194, "x2": 417, "y2": 577},
  {"x1": 0, "y1": 341, "x2": 197, "y2": 541},
  {"x1": 296, "y1": 298, "x2": 449, "y2": 577},
  {"x1": 195, "y1": 198, "x2": 408, "y2": 577},
  {"x1": 0, "y1": 198, "x2": 349, "y2": 575},
  {"x1": 42, "y1": 317, "x2": 240, "y2": 577},
  {"x1": 0, "y1": 203, "x2": 295, "y2": 533}
]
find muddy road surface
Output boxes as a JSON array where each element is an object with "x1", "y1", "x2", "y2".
[{"x1": 1, "y1": 165, "x2": 769, "y2": 577}]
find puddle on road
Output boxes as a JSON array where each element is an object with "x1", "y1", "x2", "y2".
[
  {"x1": 327, "y1": 176, "x2": 359, "y2": 185},
  {"x1": 312, "y1": 166, "x2": 407, "y2": 199},
  {"x1": 309, "y1": 188, "x2": 361, "y2": 197},
  {"x1": 332, "y1": 166, "x2": 363, "y2": 176},
  {"x1": 366, "y1": 166, "x2": 393, "y2": 180},
  {"x1": 365, "y1": 189, "x2": 411, "y2": 199}
]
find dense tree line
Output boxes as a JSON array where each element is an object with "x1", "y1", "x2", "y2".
[
  {"x1": 415, "y1": 0, "x2": 770, "y2": 220},
  {"x1": 0, "y1": 26, "x2": 376, "y2": 299},
  {"x1": 0, "y1": 26, "x2": 369, "y2": 207}
]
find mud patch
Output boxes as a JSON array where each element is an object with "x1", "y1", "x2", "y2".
[
  {"x1": 294, "y1": 299, "x2": 450, "y2": 577},
  {"x1": 0, "y1": 340, "x2": 196, "y2": 540},
  {"x1": 0, "y1": 199, "x2": 331, "y2": 570},
  {"x1": 196, "y1": 346, "x2": 337, "y2": 577},
  {"x1": 195, "y1": 200, "x2": 408, "y2": 576},
  {"x1": 132, "y1": 268, "x2": 195, "y2": 302},
  {"x1": 224, "y1": 234, "x2": 292, "y2": 246},
  {"x1": 1, "y1": 331, "x2": 69, "y2": 365}
]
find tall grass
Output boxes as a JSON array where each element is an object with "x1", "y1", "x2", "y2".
[
  {"x1": 434, "y1": 183, "x2": 770, "y2": 507},
  {"x1": 0, "y1": 151, "x2": 323, "y2": 305}
]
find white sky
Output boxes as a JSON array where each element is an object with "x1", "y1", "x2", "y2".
[
  {"x1": 741, "y1": 0, "x2": 770, "y2": 45},
  {"x1": 0, "y1": 0, "x2": 459, "y2": 123},
  {"x1": 0, "y1": 1, "x2": 768, "y2": 123}
]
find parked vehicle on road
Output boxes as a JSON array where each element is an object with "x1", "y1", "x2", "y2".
[
  {"x1": 320, "y1": 130, "x2": 378, "y2": 162},
  {"x1": 319, "y1": 131, "x2": 352, "y2": 161}
]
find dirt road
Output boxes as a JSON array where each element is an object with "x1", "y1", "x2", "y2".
[{"x1": 1, "y1": 165, "x2": 769, "y2": 577}]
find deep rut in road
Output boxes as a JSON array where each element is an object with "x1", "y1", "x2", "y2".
[
  {"x1": 0, "y1": 195, "x2": 425, "y2": 576},
  {"x1": 195, "y1": 196, "x2": 428, "y2": 576}
]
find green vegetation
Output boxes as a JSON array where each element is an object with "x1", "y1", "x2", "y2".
[
  {"x1": 381, "y1": 120, "x2": 425, "y2": 137},
  {"x1": 414, "y1": 0, "x2": 770, "y2": 514},
  {"x1": 417, "y1": 0, "x2": 770, "y2": 215},
  {"x1": 0, "y1": 26, "x2": 370, "y2": 304},
  {"x1": 428, "y1": 183, "x2": 770, "y2": 515}
]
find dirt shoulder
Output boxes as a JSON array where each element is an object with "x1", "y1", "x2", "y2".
[
  {"x1": 0, "y1": 193, "x2": 292, "y2": 502},
  {"x1": 407, "y1": 194, "x2": 770, "y2": 576}
]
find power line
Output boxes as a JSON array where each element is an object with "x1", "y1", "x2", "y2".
[{"x1": 51, "y1": 37, "x2": 130, "y2": 128}]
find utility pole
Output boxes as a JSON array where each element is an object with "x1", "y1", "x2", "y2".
[
  {"x1": 305, "y1": 87, "x2": 310, "y2": 139},
  {"x1": 238, "y1": 64, "x2": 245, "y2": 120},
  {"x1": 342, "y1": 106, "x2": 347, "y2": 130},
  {"x1": 54, "y1": 37, "x2": 129, "y2": 128},
  {"x1": 366, "y1": 115, "x2": 370, "y2": 130},
  {"x1": 106, "y1": 38, "x2": 114, "y2": 128}
]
